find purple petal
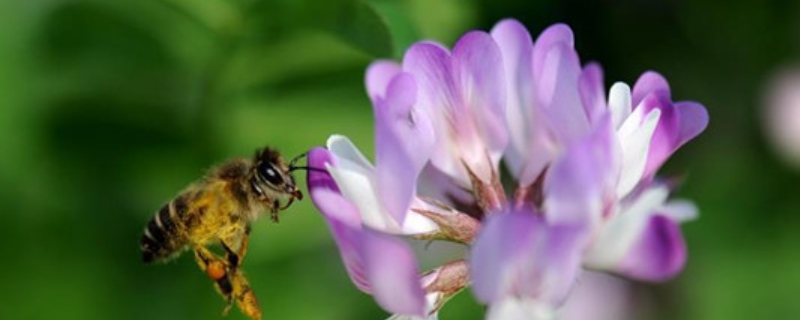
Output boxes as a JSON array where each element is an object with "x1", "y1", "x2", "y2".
[
  {"x1": 639, "y1": 93, "x2": 679, "y2": 177},
  {"x1": 543, "y1": 117, "x2": 619, "y2": 225},
  {"x1": 618, "y1": 214, "x2": 687, "y2": 282},
  {"x1": 471, "y1": 211, "x2": 537, "y2": 304},
  {"x1": 536, "y1": 42, "x2": 589, "y2": 144},
  {"x1": 360, "y1": 228, "x2": 427, "y2": 316},
  {"x1": 366, "y1": 61, "x2": 403, "y2": 102},
  {"x1": 402, "y1": 41, "x2": 467, "y2": 180},
  {"x1": 631, "y1": 71, "x2": 671, "y2": 106},
  {"x1": 471, "y1": 210, "x2": 585, "y2": 305},
  {"x1": 579, "y1": 62, "x2": 607, "y2": 124},
  {"x1": 532, "y1": 23, "x2": 574, "y2": 81},
  {"x1": 640, "y1": 95, "x2": 709, "y2": 178},
  {"x1": 491, "y1": 19, "x2": 554, "y2": 186},
  {"x1": 307, "y1": 147, "x2": 371, "y2": 291},
  {"x1": 675, "y1": 101, "x2": 709, "y2": 146},
  {"x1": 452, "y1": 31, "x2": 509, "y2": 165},
  {"x1": 374, "y1": 73, "x2": 435, "y2": 225}
]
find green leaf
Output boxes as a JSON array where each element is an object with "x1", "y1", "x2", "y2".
[
  {"x1": 245, "y1": 0, "x2": 394, "y2": 58},
  {"x1": 312, "y1": 0, "x2": 394, "y2": 58}
]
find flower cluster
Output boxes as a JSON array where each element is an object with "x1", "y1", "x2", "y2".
[{"x1": 307, "y1": 19, "x2": 708, "y2": 319}]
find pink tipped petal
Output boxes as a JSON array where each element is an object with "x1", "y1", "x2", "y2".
[
  {"x1": 579, "y1": 62, "x2": 607, "y2": 124},
  {"x1": 537, "y1": 43, "x2": 589, "y2": 144},
  {"x1": 618, "y1": 214, "x2": 687, "y2": 282},
  {"x1": 544, "y1": 118, "x2": 619, "y2": 225},
  {"x1": 631, "y1": 71, "x2": 671, "y2": 106},
  {"x1": 307, "y1": 147, "x2": 371, "y2": 292},
  {"x1": 375, "y1": 73, "x2": 435, "y2": 225},
  {"x1": 366, "y1": 61, "x2": 403, "y2": 102},
  {"x1": 675, "y1": 101, "x2": 709, "y2": 145},
  {"x1": 360, "y1": 229, "x2": 427, "y2": 317},
  {"x1": 452, "y1": 31, "x2": 509, "y2": 169}
]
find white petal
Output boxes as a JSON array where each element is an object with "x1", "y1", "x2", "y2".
[
  {"x1": 615, "y1": 108, "x2": 661, "y2": 198},
  {"x1": 385, "y1": 293, "x2": 441, "y2": 320},
  {"x1": 486, "y1": 298, "x2": 556, "y2": 320},
  {"x1": 584, "y1": 185, "x2": 669, "y2": 269},
  {"x1": 328, "y1": 135, "x2": 374, "y2": 171},
  {"x1": 387, "y1": 314, "x2": 438, "y2": 320},
  {"x1": 326, "y1": 135, "x2": 398, "y2": 231},
  {"x1": 608, "y1": 82, "x2": 632, "y2": 129},
  {"x1": 660, "y1": 199, "x2": 699, "y2": 222},
  {"x1": 401, "y1": 210, "x2": 438, "y2": 234}
]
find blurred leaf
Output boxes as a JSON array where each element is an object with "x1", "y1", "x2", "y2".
[
  {"x1": 246, "y1": 0, "x2": 394, "y2": 57},
  {"x1": 314, "y1": 0, "x2": 394, "y2": 57},
  {"x1": 369, "y1": 0, "x2": 421, "y2": 57}
]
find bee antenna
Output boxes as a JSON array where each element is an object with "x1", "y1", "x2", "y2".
[
  {"x1": 287, "y1": 152, "x2": 327, "y2": 173},
  {"x1": 289, "y1": 166, "x2": 327, "y2": 173},
  {"x1": 288, "y1": 152, "x2": 307, "y2": 168}
]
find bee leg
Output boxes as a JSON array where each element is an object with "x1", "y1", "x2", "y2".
[
  {"x1": 221, "y1": 241, "x2": 240, "y2": 270},
  {"x1": 193, "y1": 246, "x2": 236, "y2": 310},
  {"x1": 229, "y1": 269, "x2": 262, "y2": 320}
]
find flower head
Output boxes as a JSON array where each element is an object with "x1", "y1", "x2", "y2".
[{"x1": 309, "y1": 18, "x2": 707, "y2": 319}]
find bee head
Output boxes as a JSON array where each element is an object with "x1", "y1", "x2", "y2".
[{"x1": 251, "y1": 148, "x2": 303, "y2": 206}]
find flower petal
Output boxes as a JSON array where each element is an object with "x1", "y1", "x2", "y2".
[
  {"x1": 544, "y1": 117, "x2": 619, "y2": 226},
  {"x1": 617, "y1": 214, "x2": 687, "y2": 281},
  {"x1": 471, "y1": 210, "x2": 585, "y2": 305},
  {"x1": 307, "y1": 147, "x2": 370, "y2": 292},
  {"x1": 584, "y1": 185, "x2": 688, "y2": 281},
  {"x1": 531, "y1": 24, "x2": 589, "y2": 144},
  {"x1": 631, "y1": 71, "x2": 671, "y2": 106},
  {"x1": 486, "y1": 298, "x2": 556, "y2": 320},
  {"x1": 452, "y1": 30, "x2": 508, "y2": 175},
  {"x1": 608, "y1": 82, "x2": 632, "y2": 129},
  {"x1": 402, "y1": 42, "x2": 467, "y2": 182},
  {"x1": 492, "y1": 19, "x2": 555, "y2": 186},
  {"x1": 558, "y1": 272, "x2": 634, "y2": 320},
  {"x1": 326, "y1": 135, "x2": 397, "y2": 231},
  {"x1": 615, "y1": 108, "x2": 661, "y2": 198},
  {"x1": 584, "y1": 185, "x2": 669, "y2": 269},
  {"x1": 366, "y1": 61, "x2": 403, "y2": 102},
  {"x1": 675, "y1": 101, "x2": 709, "y2": 147},
  {"x1": 532, "y1": 24, "x2": 574, "y2": 81},
  {"x1": 360, "y1": 228, "x2": 427, "y2": 316},
  {"x1": 375, "y1": 73, "x2": 436, "y2": 226},
  {"x1": 579, "y1": 62, "x2": 607, "y2": 124},
  {"x1": 536, "y1": 42, "x2": 589, "y2": 144}
]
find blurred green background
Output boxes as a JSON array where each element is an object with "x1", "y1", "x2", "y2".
[{"x1": 1, "y1": 0, "x2": 799, "y2": 319}]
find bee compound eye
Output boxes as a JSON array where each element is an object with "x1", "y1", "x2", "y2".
[{"x1": 258, "y1": 162, "x2": 284, "y2": 185}]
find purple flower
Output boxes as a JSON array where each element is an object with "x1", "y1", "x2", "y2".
[{"x1": 308, "y1": 18, "x2": 708, "y2": 319}]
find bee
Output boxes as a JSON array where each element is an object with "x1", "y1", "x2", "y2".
[{"x1": 140, "y1": 147, "x2": 305, "y2": 320}]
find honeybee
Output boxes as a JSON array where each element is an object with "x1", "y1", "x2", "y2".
[{"x1": 140, "y1": 147, "x2": 305, "y2": 320}]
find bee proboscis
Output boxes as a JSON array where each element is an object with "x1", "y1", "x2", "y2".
[{"x1": 140, "y1": 147, "x2": 305, "y2": 320}]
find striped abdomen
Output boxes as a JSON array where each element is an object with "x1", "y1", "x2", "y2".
[{"x1": 141, "y1": 196, "x2": 189, "y2": 263}]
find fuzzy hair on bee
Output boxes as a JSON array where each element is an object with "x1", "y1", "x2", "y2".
[{"x1": 140, "y1": 147, "x2": 305, "y2": 320}]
